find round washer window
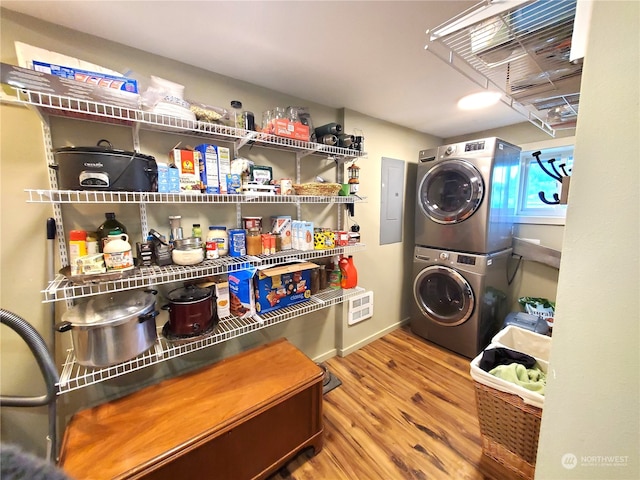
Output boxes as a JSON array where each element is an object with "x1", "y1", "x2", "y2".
[
  {"x1": 413, "y1": 265, "x2": 474, "y2": 326},
  {"x1": 418, "y1": 159, "x2": 484, "y2": 224}
]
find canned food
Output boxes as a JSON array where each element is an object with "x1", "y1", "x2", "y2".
[{"x1": 228, "y1": 229, "x2": 246, "y2": 257}]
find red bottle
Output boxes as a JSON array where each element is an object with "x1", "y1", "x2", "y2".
[{"x1": 339, "y1": 255, "x2": 358, "y2": 289}]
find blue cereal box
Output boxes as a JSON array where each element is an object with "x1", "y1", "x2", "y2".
[
  {"x1": 195, "y1": 144, "x2": 221, "y2": 194},
  {"x1": 254, "y1": 262, "x2": 317, "y2": 314}
]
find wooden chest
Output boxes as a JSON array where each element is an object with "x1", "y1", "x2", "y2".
[{"x1": 59, "y1": 338, "x2": 324, "y2": 479}]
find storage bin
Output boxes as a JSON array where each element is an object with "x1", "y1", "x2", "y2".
[{"x1": 470, "y1": 326, "x2": 552, "y2": 479}]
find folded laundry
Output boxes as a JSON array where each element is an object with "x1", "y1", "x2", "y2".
[
  {"x1": 478, "y1": 347, "x2": 537, "y2": 372},
  {"x1": 489, "y1": 363, "x2": 547, "y2": 395}
]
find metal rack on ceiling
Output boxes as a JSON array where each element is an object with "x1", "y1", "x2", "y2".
[{"x1": 426, "y1": 0, "x2": 580, "y2": 136}]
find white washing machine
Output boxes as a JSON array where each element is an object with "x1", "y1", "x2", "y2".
[
  {"x1": 415, "y1": 137, "x2": 520, "y2": 254},
  {"x1": 410, "y1": 245, "x2": 512, "y2": 359}
]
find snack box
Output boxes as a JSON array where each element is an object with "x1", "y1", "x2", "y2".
[
  {"x1": 254, "y1": 262, "x2": 317, "y2": 314},
  {"x1": 228, "y1": 267, "x2": 257, "y2": 319},
  {"x1": 32, "y1": 60, "x2": 139, "y2": 93},
  {"x1": 194, "y1": 144, "x2": 222, "y2": 194},
  {"x1": 170, "y1": 148, "x2": 202, "y2": 194},
  {"x1": 268, "y1": 119, "x2": 310, "y2": 142}
]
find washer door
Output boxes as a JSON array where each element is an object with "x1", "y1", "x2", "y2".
[
  {"x1": 413, "y1": 265, "x2": 474, "y2": 326},
  {"x1": 417, "y1": 159, "x2": 484, "y2": 224}
]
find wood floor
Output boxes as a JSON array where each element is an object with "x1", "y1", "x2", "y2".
[{"x1": 269, "y1": 326, "x2": 527, "y2": 480}]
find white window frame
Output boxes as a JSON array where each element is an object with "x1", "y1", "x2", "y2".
[{"x1": 514, "y1": 136, "x2": 575, "y2": 225}]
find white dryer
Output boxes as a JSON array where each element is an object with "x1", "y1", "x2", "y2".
[
  {"x1": 415, "y1": 137, "x2": 520, "y2": 254},
  {"x1": 410, "y1": 245, "x2": 512, "y2": 359}
]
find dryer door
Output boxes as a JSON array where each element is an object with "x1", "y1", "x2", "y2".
[
  {"x1": 417, "y1": 159, "x2": 484, "y2": 225},
  {"x1": 413, "y1": 265, "x2": 475, "y2": 326}
]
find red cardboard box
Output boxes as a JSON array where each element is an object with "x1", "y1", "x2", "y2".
[{"x1": 269, "y1": 119, "x2": 310, "y2": 142}]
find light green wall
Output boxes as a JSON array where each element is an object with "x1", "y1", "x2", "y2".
[
  {"x1": 536, "y1": 2, "x2": 640, "y2": 478},
  {"x1": 0, "y1": 8, "x2": 439, "y2": 458}
]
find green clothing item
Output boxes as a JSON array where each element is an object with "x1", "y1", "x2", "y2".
[{"x1": 489, "y1": 362, "x2": 546, "y2": 395}]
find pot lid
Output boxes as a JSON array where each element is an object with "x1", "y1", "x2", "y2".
[
  {"x1": 54, "y1": 139, "x2": 155, "y2": 162},
  {"x1": 62, "y1": 289, "x2": 156, "y2": 327},
  {"x1": 167, "y1": 284, "x2": 212, "y2": 303}
]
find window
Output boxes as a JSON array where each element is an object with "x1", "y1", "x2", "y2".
[{"x1": 515, "y1": 137, "x2": 575, "y2": 225}]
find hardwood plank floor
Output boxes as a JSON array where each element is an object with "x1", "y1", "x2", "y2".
[{"x1": 269, "y1": 326, "x2": 528, "y2": 480}]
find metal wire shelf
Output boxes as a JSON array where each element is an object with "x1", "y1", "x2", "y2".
[
  {"x1": 15, "y1": 89, "x2": 367, "y2": 160},
  {"x1": 25, "y1": 189, "x2": 367, "y2": 204},
  {"x1": 57, "y1": 286, "x2": 364, "y2": 394},
  {"x1": 42, "y1": 244, "x2": 366, "y2": 303},
  {"x1": 425, "y1": 0, "x2": 580, "y2": 135}
]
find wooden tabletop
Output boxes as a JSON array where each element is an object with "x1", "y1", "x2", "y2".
[{"x1": 59, "y1": 338, "x2": 322, "y2": 479}]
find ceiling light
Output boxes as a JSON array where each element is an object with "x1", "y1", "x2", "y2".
[{"x1": 458, "y1": 91, "x2": 502, "y2": 110}]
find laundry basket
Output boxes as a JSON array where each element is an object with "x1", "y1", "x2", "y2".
[{"x1": 470, "y1": 326, "x2": 551, "y2": 479}]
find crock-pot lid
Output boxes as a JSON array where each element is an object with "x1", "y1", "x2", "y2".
[
  {"x1": 167, "y1": 285, "x2": 212, "y2": 303},
  {"x1": 54, "y1": 145, "x2": 155, "y2": 162},
  {"x1": 63, "y1": 289, "x2": 156, "y2": 326}
]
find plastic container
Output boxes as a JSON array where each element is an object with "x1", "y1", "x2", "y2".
[
  {"x1": 103, "y1": 233, "x2": 134, "y2": 272},
  {"x1": 69, "y1": 230, "x2": 88, "y2": 276},
  {"x1": 172, "y1": 237, "x2": 204, "y2": 266},
  {"x1": 339, "y1": 255, "x2": 358, "y2": 289},
  {"x1": 207, "y1": 226, "x2": 228, "y2": 256}
]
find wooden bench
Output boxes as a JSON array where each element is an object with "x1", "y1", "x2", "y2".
[{"x1": 59, "y1": 338, "x2": 324, "y2": 479}]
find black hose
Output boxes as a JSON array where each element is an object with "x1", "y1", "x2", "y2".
[{"x1": 0, "y1": 309, "x2": 58, "y2": 407}]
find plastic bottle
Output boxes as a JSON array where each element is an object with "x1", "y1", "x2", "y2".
[
  {"x1": 69, "y1": 230, "x2": 88, "y2": 276},
  {"x1": 192, "y1": 223, "x2": 202, "y2": 241},
  {"x1": 339, "y1": 255, "x2": 358, "y2": 289},
  {"x1": 103, "y1": 233, "x2": 134, "y2": 271},
  {"x1": 97, "y1": 213, "x2": 127, "y2": 252},
  {"x1": 85, "y1": 231, "x2": 99, "y2": 255},
  {"x1": 329, "y1": 256, "x2": 342, "y2": 289}
]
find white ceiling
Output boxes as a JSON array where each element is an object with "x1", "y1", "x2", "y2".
[{"x1": 2, "y1": 0, "x2": 530, "y2": 139}]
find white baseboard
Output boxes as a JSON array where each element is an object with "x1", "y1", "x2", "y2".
[
  {"x1": 336, "y1": 317, "x2": 410, "y2": 357},
  {"x1": 312, "y1": 348, "x2": 338, "y2": 364}
]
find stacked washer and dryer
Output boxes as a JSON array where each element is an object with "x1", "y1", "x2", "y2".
[{"x1": 410, "y1": 138, "x2": 521, "y2": 358}]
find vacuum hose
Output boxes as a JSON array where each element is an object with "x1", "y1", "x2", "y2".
[{"x1": 0, "y1": 309, "x2": 59, "y2": 407}]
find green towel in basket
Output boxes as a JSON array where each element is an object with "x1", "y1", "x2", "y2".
[{"x1": 489, "y1": 363, "x2": 546, "y2": 395}]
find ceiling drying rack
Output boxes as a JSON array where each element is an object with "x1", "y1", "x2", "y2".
[{"x1": 425, "y1": 0, "x2": 580, "y2": 136}]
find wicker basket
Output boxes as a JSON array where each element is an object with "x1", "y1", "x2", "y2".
[
  {"x1": 474, "y1": 381, "x2": 542, "y2": 480},
  {"x1": 292, "y1": 183, "x2": 341, "y2": 196}
]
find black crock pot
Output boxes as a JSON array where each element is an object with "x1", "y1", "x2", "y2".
[{"x1": 52, "y1": 139, "x2": 158, "y2": 192}]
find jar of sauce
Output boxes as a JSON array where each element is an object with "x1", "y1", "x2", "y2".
[{"x1": 246, "y1": 228, "x2": 262, "y2": 256}]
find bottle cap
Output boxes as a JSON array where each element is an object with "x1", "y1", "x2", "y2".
[
  {"x1": 231, "y1": 100, "x2": 242, "y2": 109},
  {"x1": 105, "y1": 212, "x2": 115, "y2": 219},
  {"x1": 69, "y1": 230, "x2": 87, "y2": 241},
  {"x1": 209, "y1": 226, "x2": 226, "y2": 230}
]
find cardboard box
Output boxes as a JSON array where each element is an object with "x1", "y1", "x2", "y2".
[
  {"x1": 217, "y1": 146, "x2": 231, "y2": 194},
  {"x1": 195, "y1": 144, "x2": 221, "y2": 194},
  {"x1": 228, "y1": 267, "x2": 257, "y2": 319},
  {"x1": 226, "y1": 173, "x2": 242, "y2": 194},
  {"x1": 254, "y1": 262, "x2": 318, "y2": 314},
  {"x1": 271, "y1": 216, "x2": 292, "y2": 250},
  {"x1": 214, "y1": 280, "x2": 230, "y2": 318},
  {"x1": 170, "y1": 148, "x2": 202, "y2": 194},
  {"x1": 157, "y1": 162, "x2": 180, "y2": 193},
  {"x1": 32, "y1": 60, "x2": 139, "y2": 93},
  {"x1": 269, "y1": 119, "x2": 310, "y2": 142}
]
